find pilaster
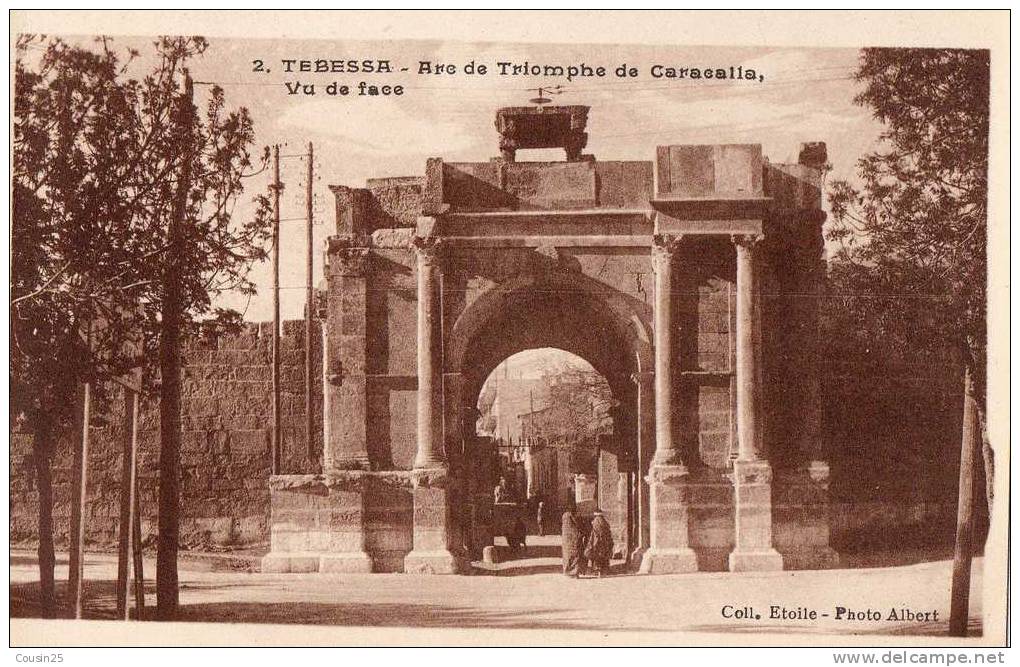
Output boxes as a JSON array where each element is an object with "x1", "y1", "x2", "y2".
[{"x1": 323, "y1": 238, "x2": 371, "y2": 470}]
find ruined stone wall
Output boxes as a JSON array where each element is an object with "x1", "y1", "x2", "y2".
[{"x1": 10, "y1": 319, "x2": 322, "y2": 550}]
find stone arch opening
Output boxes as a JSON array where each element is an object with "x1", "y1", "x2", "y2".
[
  {"x1": 447, "y1": 274, "x2": 648, "y2": 567},
  {"x1": 477, "y1": 348, "x2": 614, "y2": 517},
  {"x1": 448, "y1": 268, "x2": 651, "y2": 403}
]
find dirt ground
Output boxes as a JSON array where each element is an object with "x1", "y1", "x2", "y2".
[{"x1": 10, "y1": 542, "x2": 984, "y2": 642}]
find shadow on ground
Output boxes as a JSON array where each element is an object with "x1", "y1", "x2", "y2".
[
  {"x1": 173, "y1": 601, "x2": 626, "y2": 630},
  {"x1": 9, "y1": 578, "x2": 631, "y2": 631}
]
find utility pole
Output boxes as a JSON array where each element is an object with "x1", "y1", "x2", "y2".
[
  {"x1": 117, "y1": 379, "x2": 143, "y2": 621},
  {"x1": 128, "y1": 389, "x2": 144, "y2": 618},
  {"x1": 69, "y1": 381, "x2": 91, "y2": 619},
  {"x1": 271, "y1": 144, "x2": 282, "y2": 475},
  {"x1": 949, "y1": 367, "x2": 979, "y2": 636},
  {"x1": 305, "y1": 142, "x2": 315, "y2": 461}
]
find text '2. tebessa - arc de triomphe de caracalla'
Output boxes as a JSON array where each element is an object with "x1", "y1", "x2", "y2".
[{"x1": 262, "y1": 104, "x2": 834, "y2": 575}]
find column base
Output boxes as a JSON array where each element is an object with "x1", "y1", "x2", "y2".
[
  {"x1": 638, "y1": 547, "x2": 699, "y2": 574},
  {"x1": 319, "y1": 552, "x2": 374, "y2": 573},
  {"x1": 729, "y1": 548, "x2": 784, "y2": 572},
  {"x1": 403, "y1": 549, "x2": 468, "y2": 575},
  {"x1": 731, "y1": 459, "x2": 783, "y2": 573}
]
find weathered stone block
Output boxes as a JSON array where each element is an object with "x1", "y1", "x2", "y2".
[
  {"x1": 730, "y1": 459, "x2": 783, "y2": 572},
  {"x1": 698, "y1": 385, "x2": 731, "y2": 412},
  {"x1": 404, "y1": 479, "x2": 467, "y2": 574},
  {"x1": 656, "y1": 144, "x2": 763, "y2": 199},
  {"x1": 639, "y1": 465, "x2": 698, "y2": 574},
  {"x1": 594, "y1": 161, "x2": 653, "y2": 208},
  {"x1": 698, "y1": 307, "x2": 731, "y2": 334},
  {"x1": 505, "y1": 161, "x2": 596, "y2": 210}
]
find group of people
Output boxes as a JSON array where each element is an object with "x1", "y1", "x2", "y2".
[
  {"x1": 493, "y1": 483, "x2": 614, "y2": 577},
  {"x1": 561, "y1": 506, "x2": 614, "y2": 578}
]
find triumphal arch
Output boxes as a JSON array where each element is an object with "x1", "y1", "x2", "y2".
[{"x1": 262, "y1": 105, "x2": 837, "y2": 574}]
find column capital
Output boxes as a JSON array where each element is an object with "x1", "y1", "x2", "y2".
[
  {"x1": 411, "y1": 235, "x2": 445, "y2": 267},
  {"x1": 731, "y1": 233, "x2": 764, "y2": 250},
  {"x1": 327, "y1": 238, "x2": 371, "y2": 277},
  {"x1": 651, "y1": 233, "x2": 684, "y2": 259}
]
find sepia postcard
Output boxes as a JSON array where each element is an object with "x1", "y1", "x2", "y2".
[{"x1": 7, "y1": 10, "x2": 1010, "y2": 653}]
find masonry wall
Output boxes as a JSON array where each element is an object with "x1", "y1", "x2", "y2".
[
  {"x1": 673, "y1": 241, "x2": 736, "y2": 469},
  {"x1": 10, "y1": 319, "x2": 322, "y2": 550}
]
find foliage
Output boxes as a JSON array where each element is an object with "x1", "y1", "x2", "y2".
[
  {"x1": 12, "y1": 34, "x2": 271, "y2": 417},
  {"x1": 826, "y1": 48, "x2": 989, "y2": 398},
  {"x1": 537, "y1": 358, "x2": 614, "y2": 445}
]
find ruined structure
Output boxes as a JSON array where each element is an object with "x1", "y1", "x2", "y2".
[{"x1": 261, "y1": 105, "x2": 837, "y2": 574}]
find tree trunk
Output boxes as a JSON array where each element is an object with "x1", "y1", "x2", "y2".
[
  {"x1": 156, "y1": 70, "x2": 192, "y2": 621},
  {"x1": 32, "y1": 417, "x2": 56, "y2": 618},
  {"x1": 156, "y1": 320, "x2": 181, "y2": 619},
  {"x1": 949, "y1": 366, "x2": 979, "y2": 636}
]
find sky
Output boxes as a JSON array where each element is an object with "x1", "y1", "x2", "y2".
[{"x1": 47, "y1": 35, "x2": 887, "y2": 322}]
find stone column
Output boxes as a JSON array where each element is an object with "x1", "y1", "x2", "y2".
[
  {"x1": 652, "y1": 235, "x2": 682, "y2": 466},
  {"x1": 640, "y1": 235, "x2": 698, "y2": 574},
  {"x1": 405, "y1": 230, "x2": 464, "y2": 574},
  {"x1": 730, "y1": 234, "x2": 783, "y2": 572},
  {"x1": 413, "y1": 235, "x2": 443, "y2": 469}
]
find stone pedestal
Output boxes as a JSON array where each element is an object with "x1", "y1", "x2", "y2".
[
  {"x1": 495, "y1": 105, "x2": 590, "y2": 162},
  {"x1": 639, "y1": 465, "x2": 699, "y2": 574},
  {"x1": 261, "y1": 473, "x2": 374, "y2": 574},
  {"x1": 729, "y1": 459, "x2": 783, "y2": 572},
  {"x1": 404, "y1": 469, "x2": 467, "y2": 574},
  {"x1": 319, "y1": 484, "x2": 373, "y2": 573}
]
